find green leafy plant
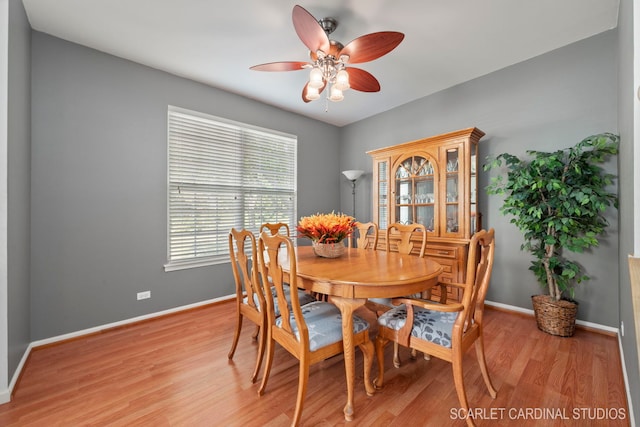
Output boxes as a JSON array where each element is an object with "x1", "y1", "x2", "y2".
[{"x1": 484, "y1": 133, "x2": 619, "y2": 301}]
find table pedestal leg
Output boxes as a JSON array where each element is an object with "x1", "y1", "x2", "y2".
[{"x1": 329, "y1": 296, "x2": 374, "y2": 421}]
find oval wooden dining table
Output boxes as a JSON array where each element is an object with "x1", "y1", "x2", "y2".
[{"x1": 280, "y1": 245, "x2": 443, "y2": 422}]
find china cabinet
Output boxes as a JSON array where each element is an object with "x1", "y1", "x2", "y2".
[{"x1": 367, "y1": 127, "x2": 485, "y2": 300}]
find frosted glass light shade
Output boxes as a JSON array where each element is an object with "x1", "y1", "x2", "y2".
[
  {"x1": 308, "y1": 68, "x2": 324, "y2": 89},
  {"x1": 334, "y1": 69, "x2": 350, "y2": 91},
  {"x1": 342, "y1": 170, "x2": 364, "y2": 181},
  {"x1": 305, "y1": 86, "x2": 320, "y2": 100},
  {"x1": 329, "y1": 86, "x2": 344, "y2": 102}
]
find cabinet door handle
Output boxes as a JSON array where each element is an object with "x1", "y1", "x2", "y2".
[{"x1": 437, "y1": 250, "x2": 450, "y2": 255}]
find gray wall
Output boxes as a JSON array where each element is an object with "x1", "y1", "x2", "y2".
[
  {"x1": 340, "y1": 31, "x2": 620, "y2": 327},
  {"x1": 30, "y1": 32, "x2": 341, "y2": 340},
  {"x1": 617, "y1": 0, "x2": 639, "y2": 421},
  {"x1": 7, "y1": 0, "x2": 30, "y2": 383}
]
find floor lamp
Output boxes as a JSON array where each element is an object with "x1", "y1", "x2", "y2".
[{"x1": 342, "y1": 169, "x2": 364, "y2": 218}]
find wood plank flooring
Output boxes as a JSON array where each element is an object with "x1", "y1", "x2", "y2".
[{"x1": 0, "y1": 301, "x2": 629, "y2": 426}]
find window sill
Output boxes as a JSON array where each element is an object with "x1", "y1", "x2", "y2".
[{"x1": 164, "y1": 257, "x2": 227, "y2": 272}]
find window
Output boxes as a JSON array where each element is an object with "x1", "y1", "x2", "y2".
[{"x1": 165, "y1": 106, "x2": 297, "y2": 271}]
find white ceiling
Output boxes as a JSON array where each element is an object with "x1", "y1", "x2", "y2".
[{"x1": 22, "y1": 0, "x2": 619, "y2": 127}]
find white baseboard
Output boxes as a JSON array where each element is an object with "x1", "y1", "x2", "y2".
[
  {"x1": 618, "y1": 334, "x2": 637, "y2": 427},
  {"x1": 485, "y1": 299, "x2": 620, "y2": 334},
  {"x1": 2, "y1": 294, "x2": 235, "y2": 403},
  {"x1": 0, "y1": 389, "x2": 9, "y2": 405}
]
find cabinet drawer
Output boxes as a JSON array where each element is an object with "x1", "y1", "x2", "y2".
[
  {"x1": 438, "y1": 261, "x2": 453, "y2": 276},
  {"x1": 425, "y1": 246, "x2": 458, "y2": 259},
  {"x1": 426, "y1": 247, "x2": 456, "y2": 275}
]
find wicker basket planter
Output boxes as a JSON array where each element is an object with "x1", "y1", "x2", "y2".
[
  {"x1": 312, "y1": 241, "x2": 345, "y2": 258},
  {"x1": 531, "y1": 295, "x2": 578, "y2": 337}
]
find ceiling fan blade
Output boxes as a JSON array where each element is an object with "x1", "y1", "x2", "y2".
[
  {"x1": 346, "y1": 67, "x2": 381, "y2": 92},
  {"x1": 302, "y1": 81, "x2": 326, "y2": 103},
  {"x1": 250, "y1": 61, "x2": 308, "y2": 72},
  {"x1": 292, "y1": 5, "x2": 330, "y2": 54},
  {"x1": 340, "y1": 32, "x2": 405, "y2": 64}
]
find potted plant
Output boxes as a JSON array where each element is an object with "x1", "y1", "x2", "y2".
[{"x1": 484, "y1": 133, "x2": 619, "y2": 336}]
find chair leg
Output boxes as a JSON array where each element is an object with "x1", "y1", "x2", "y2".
[
  {"x1": 393, "y1": 342, "x2": 401, "y2": 368},
  {"x1": 291, "y1": 356, "x2": 310, "y2": 426},
  {"x1": 258, "y1": 329, "x2": 275, "y2": 396},
  {"x1": 227, "y1": 312, "x2": 242, "y2": 359},
  {"x1": 250, "y1": 323, "x2": 266, "y2": 383},
  {"x1": 475, "y1": 334, "x2": 497, "y2": 398},
  {"x1": 409, "y1": 348, "x2": 431, "y2": 360},
  {"x1": 374, "y1": 335, "x2": 388, "y2": 389},
  {"x1": 451, "y1": 354, "x2": 474, "y2": 427}
]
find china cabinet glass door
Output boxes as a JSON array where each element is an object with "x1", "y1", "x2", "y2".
[
  {"x1": 393, "y1": 155, "x2": 435, "y2": 231},
  {"x1": 470, "y1": 143, "x2": 479, "y2": 234},
  {"x1": 375, "y1": 159, "x2": 389, "y2": 229},
  {"x1": 444, "y1": 147, "x2": 461, "y2": 236}
]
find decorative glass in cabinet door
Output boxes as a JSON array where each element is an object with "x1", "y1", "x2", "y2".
[
  {"x1": 445, "y1": 148, "x2": 459, "y2": 203},
  {"x1": 394, "y1": 155, "x2": 434, "y2": 227},
  {"x1": 378, "y1": 160, "x2": 388, "y2": 229},
  {"x1": 446, "y1": 205, "x2": 459, "y2": 233},
  {"x1": 380, "y1": 180, "x2": 388, "y2": 223},
  {"x1": 470, "y1": 150, "x2": 478, "y2": 234},
  {"x1": 395, "y1": 156, "x2": 433, "y2": 178},
  {"x1": 397, "y1": 205, "x2": 413, "y2": 224},
  {"x1": 446, "y1": 176, "x2": 458, "y2": 202},
  {"x1": 396, "y1": 179, "x2": 412, "y2": 205},
  {"x1": 417, "y1": 205, "x2": 435, "y2": 231},
  {"x1": 414, "y1": 176, "x2": 434, "y2": 203}
]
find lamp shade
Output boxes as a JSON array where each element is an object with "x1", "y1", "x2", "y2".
[
  {"x1": 305, "y1": 86, "x2": 320, "y2": 100},
  {"x1": 342, "y1": 170, "x2": 364, "y2": 181},
  {"x1": 335, "y1": 69, "x2": 350, "y2": 91},
  {"x1": 308, "y1": 68, "x2": 324, "y2": 89},
  {"x1": 329, "y1": 86, "x2": 344, "y2": 102}
]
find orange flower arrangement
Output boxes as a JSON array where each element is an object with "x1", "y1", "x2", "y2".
[{"x1": 296, "y1": 212, "x2": 357, "y2": 244}]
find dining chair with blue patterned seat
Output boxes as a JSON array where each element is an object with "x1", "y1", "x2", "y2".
[
  {"x1": 257, "y1": 231, "x2": 374, "y2": 426},
  {"x1": 374, "y1": 228, "x2": 497, "y2": 427}
]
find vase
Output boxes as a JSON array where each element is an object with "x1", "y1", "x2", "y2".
[{"x1": 312, "y1": 241, "x2": 346, "y2": 258}]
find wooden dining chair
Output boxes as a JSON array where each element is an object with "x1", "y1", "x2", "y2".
[
  {"x1": 260, "y1": 222, "x2": 290, "y2": 237},
  {"x1": 228, "y1": 228, "x2": 315, "y2": 383},
  {"x1": 227, "y1": 228, "x2": 267, "y2": 383},
  {"x1": 348, "y1": 221, "x2": 379, "y2": 249},
  {"x1": 367, "y1": 222, "x2": 428, "y2": 367},
  {"x1": 259, "y1": 222, "x2": 318, "y2": 306},
  {"x1": 385, "y1": 222, "x2": 427, "y2": 257},
  {"x1": 257, "y1": 231, "x2": 374, "y2": 427},
  {"x1": 374, "y1": 229, "x2": 497, "y2": 427}
]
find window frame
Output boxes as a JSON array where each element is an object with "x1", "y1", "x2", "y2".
[{"x1": 164, "y1": 106, "x2": 297, "y2": 271}]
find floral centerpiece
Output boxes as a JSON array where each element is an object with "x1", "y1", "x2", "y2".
[{"x1": 296, "y1": 212, "x2": 356, "y2": 258}]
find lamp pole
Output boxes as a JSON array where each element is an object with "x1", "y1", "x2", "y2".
[
  {"x1": 342, "y1": 170, "x2": 363, "y2": 248},
  {"x1": 349, "y1": 179, "x2": 357, "y2": 217},
  {"x1": 341, "y1": 170, "x2": 364, "y2": 217}
]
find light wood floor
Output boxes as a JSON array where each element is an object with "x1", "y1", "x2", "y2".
[{"x1": 0, "y1": 300, "x2": 629, "y2": 426}]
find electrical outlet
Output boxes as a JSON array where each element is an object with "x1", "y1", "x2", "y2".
[
  {"x1": 137, "y1": 290, "x2": 151, "y2": 300},
  {"x1": 621, "y1": 321, "x2": 624, "y2": 337}
]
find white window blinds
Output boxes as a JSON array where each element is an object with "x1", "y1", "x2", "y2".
[{"x1": 165, "y1": 106, "x2": 297, "y2": 271}]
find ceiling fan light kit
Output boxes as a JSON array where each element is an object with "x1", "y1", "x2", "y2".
[{"x1": 250, "y1": 5, "x2": 404, "y2": 105}]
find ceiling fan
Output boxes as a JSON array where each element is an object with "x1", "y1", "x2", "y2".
[{"x1": 250, "y1": 5, "x2": 404, "y2": 104}]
